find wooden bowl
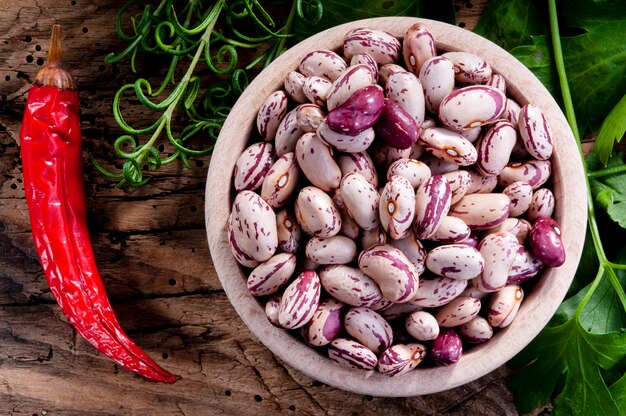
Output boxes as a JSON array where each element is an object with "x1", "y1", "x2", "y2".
[{"x1": 205, "y1": 17, "x2": 586, "y2": 396}]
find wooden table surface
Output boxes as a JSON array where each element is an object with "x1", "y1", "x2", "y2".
[{"x1": 0, "y1": 1, "x2": 531, "y2": 414}]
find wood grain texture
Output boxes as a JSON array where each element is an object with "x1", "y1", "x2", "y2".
[{"x1": 0, "y1": 0, "x2": 551, "y2": 414}]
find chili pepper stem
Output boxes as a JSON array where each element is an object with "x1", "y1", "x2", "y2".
[{"x1": 35, "y1": 24, "x2": 75, "y2": 90}]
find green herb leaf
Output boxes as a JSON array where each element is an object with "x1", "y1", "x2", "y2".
[
  {"x1": 474, "y1": 0, "x2": 626, "y2": 134},
  {"x1": 473, "y1": 0, "x2": 547, "y2": 51},
  {"x1": 567, "y1": 228, "x2": 599, "y2": 298},
  {"x1": 594, "y1": 94, "x2": 626, "y2": 166},
  {"x1": 560, "y1": 0, "x2": 626, "y2": 134},
  {"x1": 510, "y1": 35, "x2": 561, "y2": 103},
  {"x1": 509, "y1": 308, "x2": 626, "y2": 415},
  {"x1": 610, "y1": 370, "x2": 626, "y2": 407},
  {"x1": 589, "y1": 152, "x2": 626, "y2": 228},
  {"x1": 292, "y1": 0, "x2": 455, "y2": 43}
]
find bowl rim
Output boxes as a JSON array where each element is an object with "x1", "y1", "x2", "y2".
[{"x1": 205, "y1": 16, "x2": 587, "y2": 396}]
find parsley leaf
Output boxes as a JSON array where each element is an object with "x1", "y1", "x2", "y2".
[
  {"x1": 594, "y1": 94, "x2": 626, "y2": 166},
  {"x1": 474, "y1": 0, "x2": 626, "y2": 134},
  {"x1": 589, "y1": 152, "x2": 626, "y2": 228},
  {"x1": 510, "y1": 35, "x2": 561, "y2": 105},
  {"x1": 509, "y1": 265, "x2": 626, "y2": 415},
  {"x1": 473, "y1": 0, "x2": 547, "y2": 51}
]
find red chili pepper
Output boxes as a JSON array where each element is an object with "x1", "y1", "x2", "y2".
[{"x1": 19, "y1": 25, "x2": 179, "y2": 383}]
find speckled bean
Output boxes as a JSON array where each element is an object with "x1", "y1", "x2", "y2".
[
  {"x1": 340, "y1": 173, "x2": 381, "y2": 231},
  {"x1": 486, "y1": 73, "x2": 506, "y2": 94},
  {"x1": 350, "y1": 53, "x2": 379, "y2": 80},
  {"x1": 503, "y1": 98, "x2": 522, "y2": 126},
  {"x1": 374, "y1": 98, "x2": 419, "y2": 149},
  {"x1": 345, "y1": 307, "x2": 393, "y2": 354},
  {"x1": 529, "y1": 216, "x2": 565, "y2": 267},
  {"x1": 319, "y1": 264, "x2": 385, "y2": 308},
  {"x1": 233, "y1": 142, "x2": 274, "y2": 192},
  {"x1": 331, "y1": 189, "x2": 361, "y2": 239},
  {"x1": 527, "y1": 188, "x2": 555, "y2": 221},
  {"x1": 386, "y1": 158, "x2": 431, "y2": 189},
  {"x1": 419, "y1": 56, "x2": 455, "y2": 113},
  {"x1": 302, "y1": 77, "x2": 332, "y2": 107},
  {"x1": 426, "y1": 244, "x2": 484, "y2": 280},
  {"x1": 420, "y1": 153, "x2": 460, "y2": 175},
  {"x1": 403, "y1": 22, "x2": 436, "y2": 74},
  {"x1": 459, "y1": 316, "x2": 493, "y2": 343},
  {"x1": 327, "y1": 64, "x2": 376, "y2": 111},
  {"x1": 278, "y1": 270, "x2": 321, "y2": 329},
  {"x1": 284, "y1": 70, "x2": 308, "y2": 103},
  {"x1": 380, "y1": 175, "x2": 416, "y2": 240},
  {"x1": 247, "y1": 253, "x2": 296, "y2": 296},
  {"x1": 379, "y1": 302, "x2": 422, "y2": 321},
  {"x1": 265, "y1": 294, "x2": 282, "y2": 326},
  {"x1": 474, "y1": 232, "x2": 520, "y2": 292},
  {"x1": 430, "y1": 329, "x2": 462, "y2": 366},
  {"x1": 488, "y1": 285, "x2": 524, "y2": 328},
  {"x1": 378, "y1": 343, "x2": 426, "y2": 376},
  {"x1": 257, "y1": 90, "x2": 288, "y2": 141},
  {"x1": 301, "y1": 298, "x2": 344, "y2": 347},
  {"x1": 465, "y1": 168, "x2": 498, "y2": 194},
  {"x1": 275, "y1": 108, "x2": 304, "y2": 156},
  {"x1": 442, "y1": 51, "x2": 492, "y2": 84},
  {"x1": 386, "y1": 71, "x2": 425, "y2": 127},
  {"x1": 388, "y1": 231, "x2": 427, "y2": 275},
  {"x1": 411, "y1": 276, "x2": 468, "y2": 308},
  {"x1": 228, "y1": 191, "x2": 278, "y2": 267},
  {"x1": 295, "y1": 103, "x2": 326, "y2": 133},
  {"x1": 502, "y1": 181, "x2": 533, "y2": 217},
  {"x1": 442, "y1": 170, "x2": 472, "y2": 204},
  {"x1": 460, "y1": 126, "x2": 482, "y2": 143},
  {"x1": 358, "y1": 244, "x2": 420, "y2": 303},
  {"x1": 295, "y1": 132, "x2": 341, "y2": 192},
  {"x1": 343, "y1": 28, "x2": 401, "y2": 65},
  {"x1": 419, "y1": 127, "x2": 478, "y2": 166},
  {"x1": 519, "y1": 104, "x2": 553, "y2": 161},
  {"x1": 317, "y1": 119, "x2": 376, "y2": 153},
  {"x1": 337, "y1": 151, "x2": 379, "y2": 188},
  {"x1": 428, "y1": 215, "x2": 471, "y2": 243},
  {"x1": 294, "y1": 186, "x2": 341, "y2": 237},
  {"x1": 305, "y1": 235, "x2": 357, "y2": 265},
  {"x1": 299, "y1": 49, "x2": 347, "y2": 81},
  {"x1": 414, "y1": 175, "x2": 452, "y2": 239},
  {"x1": 476, "y1": 121, "x2": 517, "y2": 176},
  {"x1": 405, "y1": 310, "x2": 439, "y2": 341},
  {"x1": 449, "y1": 193, "x2": 510, "y2": 230},
  {"x1": 439, "y1": 85, "x2": 506, "y2": 131},
  {"x1": 371, "y1": 141, "x2": 413, "y2": 170},
  {"x1": 498, "y1": 159, "x2": 552, "y2": 190},
  {"x1": 328, "y1": 337, "x2": 378, "y2": 371},
  {"x1": 378, "y1": 63, "x2": 406, "y2": 88},
  {"x1": 485, "y1": 217, "x2": 532, "y2": 245},
  {"x1": 275, "y1": 209, "x2": 302, "y2": 254},
  {"x1": 326, "y1": 85, "x2": 384, "y2": 136},
  {"x1": 508, "y1": 245, "x2": 543, "y2": 284},
  {"x1": 261, "y1": 152, "x2": 300, "y2": 208},
  {"x1": 436, "y1": 296, "x2": 481, "y2": 327},
  {"x1": 361, "y1": 224, "x2": 388, "y2": 250}
]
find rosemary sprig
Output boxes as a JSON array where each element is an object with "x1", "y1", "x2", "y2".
[{"x1": 92, "y1": 0, "x2": 322, "y2": 187}]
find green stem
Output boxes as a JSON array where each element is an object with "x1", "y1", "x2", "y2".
[
  {"x1": 548, "y1": 0, "x2": 612, "y2": 312},
  {"x1": 575, "y1": 266, "x2": 604, "y2": 317},
  {"x1": 274, "y1": 0, "x2": 298, "y2": 58},
  {"x1": 587, "y1": 164, "x2": 626, "y2": 179},
  {"x1": 135, "y1": 0, "x2": 223, "y2": 165}
]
